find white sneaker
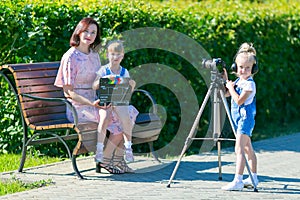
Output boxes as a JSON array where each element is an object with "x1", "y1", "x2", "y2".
[
  {"x1": 243, "y1": 177, "x2": 259, "y2": 187},
  {"x1": 221, "y1": 181, "x2": 244, "y2": 191},
  {"x1": 94, "y1": 150, "x2": 103, "y2": 163}
]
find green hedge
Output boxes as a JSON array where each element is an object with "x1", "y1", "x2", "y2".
[{"x1": 0, "y1": 0, "x2": 299, "y2": 155}]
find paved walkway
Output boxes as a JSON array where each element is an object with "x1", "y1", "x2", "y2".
[{"x1": 1, "y1": 132, "x2": 300, "y2": 200}]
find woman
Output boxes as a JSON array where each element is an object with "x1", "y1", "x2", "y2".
[{"x1": 54, "y1": 17, "x2": 125, "y2": 174}]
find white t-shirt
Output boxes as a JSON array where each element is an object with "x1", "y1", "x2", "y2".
[
  {"x1": 236, "y1": 78, "x2": 256, "y2": 105},
  {"x1": 96, "y1": 64, "x2": 130, "y2": 78}
]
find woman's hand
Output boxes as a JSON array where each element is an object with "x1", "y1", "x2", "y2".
[{"x1": 93, "y1": 99, "x2": 112, "y2": 109}]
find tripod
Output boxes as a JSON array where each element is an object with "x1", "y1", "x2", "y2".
[{"x1": 166, "y1": 66, "x2": 258, "y2": 192}]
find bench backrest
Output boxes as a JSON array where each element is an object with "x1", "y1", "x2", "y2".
[{"x1": 0, "y1": 62, "x2": 72, "y2": 130}]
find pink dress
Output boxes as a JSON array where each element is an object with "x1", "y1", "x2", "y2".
[
  {"x1": 54, "y1": 47, "x2": 101, "y2": 123},
  {"x1": 54, "y1": 47, "x2": 139, "y2": 135}
]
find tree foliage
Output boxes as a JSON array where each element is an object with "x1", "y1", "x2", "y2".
[{"x1": 0, "y1": 0, "x2": 299, "y2": 154}]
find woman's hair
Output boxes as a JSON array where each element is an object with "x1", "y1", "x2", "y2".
[{"x1": 70, "y1": 17, "x2": 101, "y2": 51}]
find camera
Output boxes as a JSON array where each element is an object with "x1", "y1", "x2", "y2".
[{"x1": 202, "y1": 58, "x2": 226, "y2": 72}]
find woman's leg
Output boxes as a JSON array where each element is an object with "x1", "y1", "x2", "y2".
[
  {"x1": 95, "y1": 108, "x2": 111, "y2": 162},
  {"x1": 113, "y1": 137, "x2": 135, "y2": 173},
  {"x1": 113, "y1": 139, "x2": 125, "y2": 158},
  {"x1": 103, "y1": 133, "x2": 123, "y2": 159},
  {"x1": 97, "y1": 133, "x2": 124, "y2": 174}
]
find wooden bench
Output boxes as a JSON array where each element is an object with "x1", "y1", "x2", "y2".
[{"x1": 0, "y1": 62, "x2": 163, "y2": 179}]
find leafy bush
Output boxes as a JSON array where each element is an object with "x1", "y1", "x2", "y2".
[{"x1": 0, "y1": 0, "x2": 299, "y2": 155}]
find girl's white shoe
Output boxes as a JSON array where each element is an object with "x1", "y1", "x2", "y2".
[
  {"x1": 94, "y1": 149, "x2": 103, "y2": 163},
  {"x1": 243, "y1": 177, "x2": 259, "y2": 187},
  {"x1": 221, "y1": 181, "x2": 244, "y2": 191}
]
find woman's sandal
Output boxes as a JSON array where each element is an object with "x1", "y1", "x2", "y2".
[
  {"x1": 96, "y1": 158, "x2": 124, "y2": 174},
  {"x1": 114, "y1": 156, "x2": 135, "y2": 173}
]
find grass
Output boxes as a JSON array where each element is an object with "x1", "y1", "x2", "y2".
[
  {"x1": 0, "y1": 154, "x2": 62, "y2": 196},
  {"x1": 0, "y1": 154, "x2": 62, "y2": 172},
  {"x1": 0, "y1": 177, "x2": 54, "y2": 196}
]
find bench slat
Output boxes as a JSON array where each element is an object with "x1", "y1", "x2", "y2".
[
  {"x1": 23, "y1": 105, "x2": 66, "y2": 117},
  {"x1": 135, "y1": 113, "x2": 160, "y2": 124},
  {"x1": 18, "y1": 85, "x2": 62, "y2": 95},
  {"x1": 8, "y1": 62, "x2": 60, "y2": 72},
  {"x1": 14, "y1": 69, "x2": 58, "y2": 79},
  {"x1": 76, "y1": 122, "x2": 98, "y2": 132},
  {"x1": 20, "y1": 91, "x2": 65, "y2": 101},
  {"x1": 29, "y1": 134, "x2": 78, "y2": 145},
  {"x1": 133, "y1": 122, "x2": 162, "y2": 135},
  {"x1": 29, "y1": 122, "x2": 75, "y2": 131},
  {"x1": 21, "y1": 100, "x2": 66, "y2": 110},
  {"x1": 17, "y1": 77, "x2": 57, "y2": 86},
  {"x1": 26, "y1": 112, "x2": 67, "y2": 123},
  {"x1": 133, "y1": 135, "x2": 159, "y2": 145}
]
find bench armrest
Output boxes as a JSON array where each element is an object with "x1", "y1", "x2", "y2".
[
  {"x1": 132, "y1": 89, "x2": 158, "y2": 114},
  {"x1": 20, "y1": 93, "x2": 79, "y2": 125}
]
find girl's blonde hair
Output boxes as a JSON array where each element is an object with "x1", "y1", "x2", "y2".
[
  {"x1": 107, "y1": 40, "x2": 124, "y2": 53},
  {"x1": 231, "y1": 42, "x2": 258, "y2": 75},
  {"x1": 235, "y1": 42, "x2": 257, "y2": 65}
]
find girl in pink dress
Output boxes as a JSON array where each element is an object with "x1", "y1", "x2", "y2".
[{"x1": 93, "y1": 40, "x2": 139, "y2": 173}]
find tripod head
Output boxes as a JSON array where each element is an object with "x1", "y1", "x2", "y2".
[
  {"x1": 202, "y1": 58, "x2": 226, "y2": 72},
  {"x1": 202, "y1": 58, "x2": 227, "y2": 85}
]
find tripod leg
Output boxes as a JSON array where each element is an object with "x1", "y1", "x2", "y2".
[
  {"x1": 212, "y1": 86, "x2": 223, "y2": 180},
  {"x1": 166, "y1": 138, "x2": 191, "y2": 188},
  {"x1": 219, "y1": 90, "x2": 258, "y2": 192},
  {"x1": 167, "y1": 85, "x2": 213, "y2": 188},
  {"x1": 217, "y1": 141, "x2": 222, "y2": 180}
]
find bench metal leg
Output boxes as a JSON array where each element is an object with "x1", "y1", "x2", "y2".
[
  {"x1": 148, "y1": 141, "x2": 160, "y2": 162},
  {"x1": 72, "y1": 155, "x2": 84, "y2": 179},
  {"x1": 18, "y1": 127, "x2": 28, "y2": 172},
  {"x1": 18, "y1": 143, "x2": 27, "y2": 172},
  {"x1": 18, "y1": 132, "x2": 72, "y2": 173}
]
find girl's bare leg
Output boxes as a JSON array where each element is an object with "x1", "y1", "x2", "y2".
[
  {"x1": 243, "y1": 139, "x2": 258, "y2": 186},
  {"x1": 244, "y1": 140, "x2": 257, "y2": 173},
  {"x1": 235, "y1": 134, "x2": 249, "y2": 176},
  {"x1": 114, "y1": 106, "x2": 134, "y2": 162}
]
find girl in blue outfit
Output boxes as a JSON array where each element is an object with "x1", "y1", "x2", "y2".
[{"x1": 222, "y1": 43, "x2": 259, "y2": 191}]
